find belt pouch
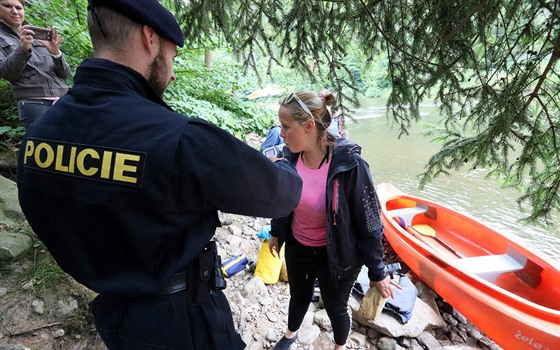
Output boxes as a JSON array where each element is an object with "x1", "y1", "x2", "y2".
[{"x1": 188, "y1": 249, "x2": 213, "y2": 303}]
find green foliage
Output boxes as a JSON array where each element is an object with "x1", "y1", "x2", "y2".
[
  {"x1": 2, "y1": 0, "x2": 387, "y2": 147},
  {"x1": 31, "y1": 0, "x2": 92, "y2": 66},
  {"x1": 0, "y1": 80, "x2": 17, "y2": 120},
  {"x1": 169, "y1": 0, "x2": 382, "y2": 110},
  {"x1": 0, "y1": 80, "x2": 23, "y2": 146},
  {"x1": 0, "y1": 0, "x2": 91, "y2": 145},
  {"x1": 0, "y1": 235, "x2": 68, "y2": 292},
  {"x1": 169, "y1": 0, "x2": 560, "y2": 225},
  {"x1": 1, "y1": 0, "x2": 290, "y2": 145},
  {"x1": 165, "y1": 48, "x2": 278, "y2": 137},
  {"x1": 403, "y1": 0, "x2": 560, "y2": 226},
  {"x1": 25, "y1": 0, "x2": 92, "y2": 72},
  {"x1": 26, "y1": 250, "x2": 67, "y2": 291}
]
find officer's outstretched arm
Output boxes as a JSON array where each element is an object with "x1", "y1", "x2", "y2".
[{"x1": 179, "y1": 120, "x2": 302, "y2": 218}]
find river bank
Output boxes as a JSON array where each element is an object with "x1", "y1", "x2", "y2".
[{"x1": 0, "y1": 172, "x2": 501, "y2": 349}]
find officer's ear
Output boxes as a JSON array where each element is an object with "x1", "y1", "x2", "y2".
[{"x1": 140, "y1": 25, "x2": 159, "y2": 58}]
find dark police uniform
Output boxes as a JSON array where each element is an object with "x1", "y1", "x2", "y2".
[{"x1": 17, "y1": 50, "x2": 302, "y2": 350}]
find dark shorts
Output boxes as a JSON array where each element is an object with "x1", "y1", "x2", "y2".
[{"x1": 91, "y1": 289, "x2": 246, "y2": 350}]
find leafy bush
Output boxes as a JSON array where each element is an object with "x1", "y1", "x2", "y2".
[
  {"x1": 0, "y1": 81, "x2": 23, "y2": 147},
  {"x1": 166, "y1": 49, "x2": 278, "y2": 138},
  {"x1": 1, "y1": 0, "x2": 391, "y2": 144}
]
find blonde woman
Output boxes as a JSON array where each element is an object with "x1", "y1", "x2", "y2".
[{"x1": 269, "y1": 91, "x2": 399, "y2": 350}]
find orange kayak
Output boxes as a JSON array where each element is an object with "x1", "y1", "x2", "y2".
[{"x1": 377, "y1": 183, "x2": 560, "y2": 350}]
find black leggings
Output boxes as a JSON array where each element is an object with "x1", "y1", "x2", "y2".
[{"x1": 285, "y1": 239, "x2": 360, "y2": 346}]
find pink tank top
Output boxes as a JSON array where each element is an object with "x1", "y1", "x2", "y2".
[{"x1": 292, "y1": 156, "x2": 329, "y2": 247}]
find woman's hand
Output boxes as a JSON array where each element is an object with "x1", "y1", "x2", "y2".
[
  {"x1": 268, "y1": 236, "x2": 280, "y2": 258},
  {"x1": 370, "y1": 276, "x2": 402, "y2": 299},
  {"x1": 39, "y1": 27, "x2": 64, "y2": 56},
  {"x1": 19, "y1": 25, "x2": 34, "y2": 52},
  {"x1": 268, "y1": 155, "x2": 286, "y2": 162}
]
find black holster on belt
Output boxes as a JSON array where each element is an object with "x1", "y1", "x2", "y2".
[{"x1": 188, "y1": 241, "x2": 227, "y2": 303}]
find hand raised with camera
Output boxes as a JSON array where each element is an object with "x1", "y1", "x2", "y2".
[
  {"x1": 18, "y1": 25, "x2": 34, "y2": 52},
  {"x1": 39, "y1": 27, "x2": 64, "y2": 56}
]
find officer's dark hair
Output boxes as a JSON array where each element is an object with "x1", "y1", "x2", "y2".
[{"x1": 87, "y1": 6, "x2": 141, "y2": 57}]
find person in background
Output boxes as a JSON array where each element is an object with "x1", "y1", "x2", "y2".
[
  {"x1": 260, "y1": 125, "x2": 285, "y2": 159},
  {"x1": 319, "y1": 89, "x2": 347, "y2": 139},
  {"x1": 17, "y1": 0, "x2": 302, "y2": 349},
  {"x1": 260, "y1": 125, "x2": 284, "y2": 151},
  {"x1": 268, "y1": 91, "x2": 399, "y2": 350},
  {"x1": 327, "y1": 109, "x2": 348, "y2": 139},
  {"x1": 0, "y1": 0, "x2": 70, "y2": 128}
]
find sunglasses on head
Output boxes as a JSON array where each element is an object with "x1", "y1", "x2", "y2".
[{"x1": 285, "y1": 92, "x2": 313, "y2": 119}]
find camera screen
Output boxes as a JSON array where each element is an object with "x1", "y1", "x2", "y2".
[
  {"x1": 29, "y1": 27, "x2": 52, "y2": 41},
  {"x1": 264, "y1": 148, "x2": 276, "y2": 158}
]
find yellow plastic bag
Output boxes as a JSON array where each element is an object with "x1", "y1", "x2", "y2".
[{"x1": 255, "y1": 240, "x2": 284, "y2": 284}]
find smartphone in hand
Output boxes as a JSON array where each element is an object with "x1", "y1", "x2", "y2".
[{"x1": 28, "y1": 26, "x2": 53, "y2": 41}]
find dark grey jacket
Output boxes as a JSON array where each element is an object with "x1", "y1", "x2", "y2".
[
  {"x1": 271, "y1": 138, "x2": 387, "y2": 283},
  {"x1": 0, "y1": 20, "x2": 70, "y2": 99}
]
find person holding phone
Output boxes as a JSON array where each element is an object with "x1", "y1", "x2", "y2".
[{"x1": 0, "y1": 0, "x2": 70, "y2": 128}]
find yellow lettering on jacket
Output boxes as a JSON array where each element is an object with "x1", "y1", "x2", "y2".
[
  {"x1": 34, "y1": 142, "x2": 55, "y2": 168},
  {"x1": 55, "y1": 145, "x2": 68, "y2": 172},
  {"x1": 52, "y1": 145, "x2": 78, "y2": 173},
  {"x1": 113, "y1": 153, "x2": 140, "y2": 184},
  {"x1": 76, "y1": 148, "x2": 99, "y2": 176},
  {"x1": 100, "y1": 151, "x2": 113, "y2": 179},
  {"x1": 21, "y1": 138, "x2": 145, "y2": 187},
  {"x1": 23, "y1": 140, "x2": 35, "y2": 165}
]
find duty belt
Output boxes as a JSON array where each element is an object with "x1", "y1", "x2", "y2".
[
  {"x1": 158, "y1": 271, "x2": 187, "y2": 296},
  {"x1": 156, "y1": 241, "x2": 226, "y2": 300},
  {"x1": 19, "y1": 98, "x2": 56, "y2": 106}
]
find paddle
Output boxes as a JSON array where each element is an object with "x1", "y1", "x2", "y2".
[{"x1": 411, "y1": 224, "x2": 466, "y2": 258}]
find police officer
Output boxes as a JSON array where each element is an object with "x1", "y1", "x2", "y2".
[{"x1": 16, "y1": 0, "x2": 302, "y2": 349}]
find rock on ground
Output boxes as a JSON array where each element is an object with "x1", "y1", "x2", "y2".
[{"x1": 0, "y1": 174, "x2": 502, "y2": 350}]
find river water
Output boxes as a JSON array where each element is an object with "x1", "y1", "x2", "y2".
[{"x1": 345, "y1": 98, "x2": 560, "y2": 264}]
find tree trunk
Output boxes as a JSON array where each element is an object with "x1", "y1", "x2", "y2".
[{"x1": 205, "y1": 48, "x2": 214, "y2": 69}]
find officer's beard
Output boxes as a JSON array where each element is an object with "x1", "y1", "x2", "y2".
[{"x1": 147, "y1": 43, "x2": 168, "y2": 98}]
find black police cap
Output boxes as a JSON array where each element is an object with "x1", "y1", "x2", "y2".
[{"x1": 87, "y1": 0, "x2": 185, "y2": 47}]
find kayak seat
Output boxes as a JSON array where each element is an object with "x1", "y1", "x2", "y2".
[
  {"x1": 387, "y1": 204, "x2": 428, "y2": 227},
  {"x1": 454, "y1": 248, "x2": 527, "y2": 283}
]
